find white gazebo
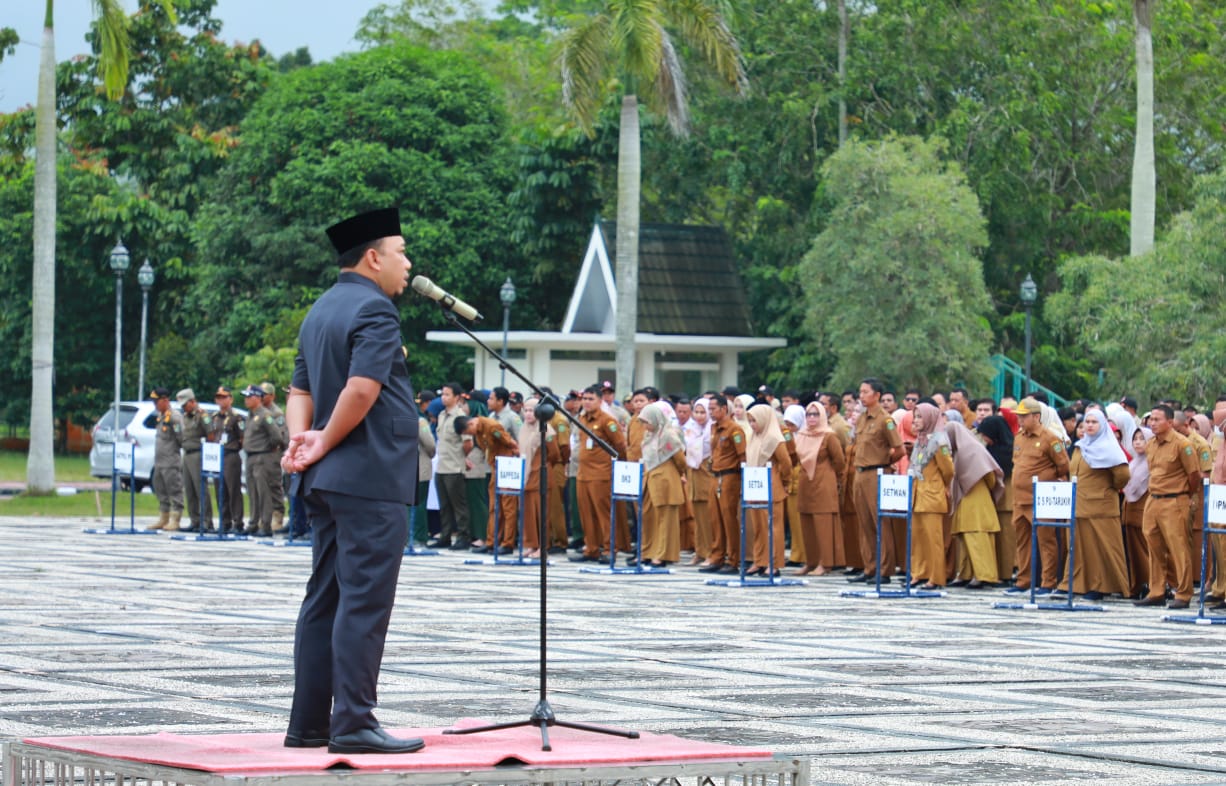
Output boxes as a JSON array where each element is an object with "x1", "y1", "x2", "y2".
[{"x1": 426, "y1": 221, "x2": 786, "y2": 396}]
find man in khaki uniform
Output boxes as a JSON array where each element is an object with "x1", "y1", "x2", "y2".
[
  {"x1": 207, "y1": 385, "x2": 246, "y2": 533},
  {"x1": 1005, "y1": 397, "x2": 1070, "y2": 593},
  {"x1": 847, "y1": 378, "x2": 904, "y2": 582},
  {"x1": 699, "y1": 395, "x2": 747, "y2": 575},
  {"x1": 819, "y1": 392, "x2": 851, "y2": 449},
  {"x1": 1174, "y1": 410, "x2": 1213, "y2": 571},
  {"x1": 457, "y1": 414, "x2": 520, "y2": 554},
  {"x1": 242, "y1": 384, "x2": 287, "y2": 536},
  {"x1": 571, "y1": 385, "x2": 627, "y2": 562},
  {"x1": 147, "y1": 388, "x2": 184, "y2": 531},
  {"x1": 260, "y1": 382, "x2": 289, "y2": 532},
  {"x1": 548, "y1": 402, "x2": 572, "y2": 552},
  {"x1": 177, "y1": 388, "x2": 213, "y2": 532},
  {"x1": 1135, "y1": 404, "x2": 1201, "y2": 609}
]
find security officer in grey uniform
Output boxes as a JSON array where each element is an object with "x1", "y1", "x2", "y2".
[
  {"x1": 261, "y1": 382, "x2": 289, "y2": 532},
  {"x1": 208, "y1": 385, "x2": 246, "y2": 533},
  {"x1": 281, "y1": 207, "x2": 422, "y2": 755},
  {"x1": 147, "y1": 387, "x2": 184, "y2": 531},
  {"x1": 177, "y1": 388, "x2": 213, "y2": 532},
  {"x1": 242, "y1": 384, "x2": 287, "y2": 536}
]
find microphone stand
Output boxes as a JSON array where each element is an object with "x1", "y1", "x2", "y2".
[{"x1": 434, "y1": 305, "x2": 639, "y2": 751}]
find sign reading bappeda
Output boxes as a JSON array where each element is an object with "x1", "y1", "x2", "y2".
[{"x1": 496, "y1": 456, "x2": 525, "y2": 491}]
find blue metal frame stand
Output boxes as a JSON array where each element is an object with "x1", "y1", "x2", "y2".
[
  {"x1": 1165, "y1": 479, "x2": 1226, "y2": 625},
  {"x1": 708, "y1": 463, "x2": 804, "y2": 588},
  {"x1": 841, "y1": 471, "x2": 941, "y2": 599},
  {"x1": 581, "y1": 461, "x2": 670, "y2": 576},
  {"x1": 84, "y1": 442, "x2": 157, "y2": 536},
  {"x1": 994, "y1": 476, "x2": 1101, "y2": 611},
  {"x1": 171, "y1": 446, "x2": 247, "y2": 542},
  {"x1": 468, "y1": 457, "x2": 538, "y2": 567}
]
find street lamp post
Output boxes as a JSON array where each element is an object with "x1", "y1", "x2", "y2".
[
  {"x1": 499, "y1": 276, "x2": 516, "y2": 387},
  {"x1": 1020, "y1": 273, "x2": 1037, "y2": 397},
  {"x1": 137, "y1": 259, "x2": 155, "y2": 397},
  {"x1": 110, "y1": 241, "x2": 131, "y2": 441}
]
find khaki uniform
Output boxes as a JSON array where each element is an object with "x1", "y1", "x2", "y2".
[
  {"x1": 796, "y1": 435, "x2": 845, "y2": 571},
  {"x1": 750, "y1": 442, "x2": 793, "y2": 570},
  {"x1": 642, "y1": 451, "x2": 687, "y2": 563},
  {"x1": 180, "y1": 408, "x2": 213, "y2": 528},
  {"x1": 853, "y1": 404, "x2": 903, "y2": 576},
  {"x1": 244, "y1": 403, "x2": 287, "y2": 534},
  {"x1": 1011, "y1": 427, "x2": 1069, "y2": 589},
  {"x1": 472, "y1": 416, "x2": 520, "y2": 548},
  {"x1": 548, "y1": 412, "x2": 572, "y2": 549},
  {"x1": 152, "y1": 408, "x2": 185, "y2": 515},
  {"x1": 264, "y1": 401, "x2": 288, "y2": 522},
  {"x1": 911, "y1": 445, "x2": 954, "y2": 586},
  {"x1": 1141, "y1": 430, "x2": 1199, "y2": 603},
  {"x1": 1186, "y1": 430, "x2": 1213, "y2": 570},
  {"x1": 208, "y1": 408, "x2": 246, "y2": 531},
  {"x1": 1059, "y1": 449, "x2": 1130, "y2": 595},
  {"x1": 707, "y1": 418, "x2": 747, "y2": 567},
  {"x1": 576, "y1": 408, "x2": 627, "y2": 558},
  {"x1": 522, "y1": 429, "x2": 561, "y2": 551}
]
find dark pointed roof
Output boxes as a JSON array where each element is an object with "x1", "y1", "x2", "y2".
[{"x1": 598, "y1": 221, "x2": 754, "y2": 337}]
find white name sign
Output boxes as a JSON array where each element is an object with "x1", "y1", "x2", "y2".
[
  {"x1": 112, "y1": 442, "x2": 134, "y2": 475},
  {"x1": 742, "y1": 465, "x2": 771, "y2": 503},
  {"x1": 1034, "y1": 481, "x2": 1074, "y2": 520},
  {"x1": 496, "y1": 456, "x2": 525, "y2": 491},
  {"x1": 202, "y1": 442, "x2": 222, "y2": 474},
  {"x1": 1207, "y1": 484, "x2": 1226, "y2": 526},
  {"x1": 878, "y1": 472, "x2": 911, "y2": 512},
  {"x1": 613, "y1": 461, "x2": 642, "y2": 497}
]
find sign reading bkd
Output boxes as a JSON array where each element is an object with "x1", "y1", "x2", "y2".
[
  {"x1": 202, "y1": 443, "x2": 222, "y2": 474},
  {"x1": 496, "y1": 456, "x2": 525, "y2": 491},
  {"x1": 1034, "y1": 481, "x2": 1074, "y2": 520},
  {"x1": 613, "y1": 461, "x2": 642, "y2": 497}
]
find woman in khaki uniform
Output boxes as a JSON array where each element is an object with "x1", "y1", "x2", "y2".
[
  {"x1": 745, "y1": 405, "x2": 794, "y2": 575},
  {"x1": 1121, "y1": 427, "x2": 1153, "y2": 599},
  {"x1": 793, "y1": 402, "x2": 846, "y2": 575},
  {"x1": 684, "y1": 398, "x2": 714, "y2": 565},
  {"x1": 520, "y1": 398, "x2": 561, "y2": 558},
  {"x1": 946, "y1": 420, "x2": 1004, "y2": 587},
  {"x1": 1059, "y1": 407, "x2": 1130, "y2": 599},
  {"x1": 782, "y1": 406, "x2": 806, "y2": 566},
  {"x1": 840, "y1": 406, "x2": 864, "y2": 572},
  {"x1": 637, "y1": 402, "x2": 687, "y2": 567},
  {"x1": 909, "y1": 403, "x2": 954, "y2": 589},
  {"x1": 977, "y1": 415, "x2": 1016, "y2": 585}
]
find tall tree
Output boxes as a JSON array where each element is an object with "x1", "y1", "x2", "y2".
[
  {"x1": 557, "y1": 0, "x2": 747, "y2": 393},
  {"x1": 1131, "y1": 0, "x2": 1156, "y2": 256},
  {"x1": 27, "y1": 0, "x2": 173, "y2": 495}
]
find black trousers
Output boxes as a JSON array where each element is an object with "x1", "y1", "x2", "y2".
[
  {"x1": 214, "y1": 450, "x2": 243, "y2": 529},
  {"x1": 289, "y1": 489, "x2": 408, "y2": 737}
]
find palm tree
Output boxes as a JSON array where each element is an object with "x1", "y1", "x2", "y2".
[
  {"x1": 559, "y1": 0, "x2": 747, "y2": 395},
  {"x1": 28, "y1": 0, "x2": 172, "y2": 494},
  {"x1": 1130, "y1": 0, "x2": 1155, "y2": 257}
]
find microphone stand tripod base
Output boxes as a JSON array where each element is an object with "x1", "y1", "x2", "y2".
[{"x1": 442, "y1": 699, "x2": 639, "y2": 753}]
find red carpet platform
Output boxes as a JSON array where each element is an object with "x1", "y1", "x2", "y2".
[{"x1": 19, "y1": 719, "x2": 775, "y2": 775}]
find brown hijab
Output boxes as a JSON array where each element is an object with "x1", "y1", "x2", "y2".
[
  {"x1": 945, "y1": 420, "x2": 1004, "y2": 507},
  {"x1": 794, "y1": 401, "x2": 830, "y2": 480}
]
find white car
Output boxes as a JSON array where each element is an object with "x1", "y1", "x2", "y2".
[{"x1": 89, "y1": 400, "x2": 246, "y2": 491}]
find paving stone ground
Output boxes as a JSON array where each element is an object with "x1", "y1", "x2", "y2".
[{"x1": 2, "y1": 515, "x2": 1225, "y2": 785}]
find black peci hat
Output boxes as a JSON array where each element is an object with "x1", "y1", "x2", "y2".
[{"x1": 325, "y1": 208, "x2": 402, "y2": 255}]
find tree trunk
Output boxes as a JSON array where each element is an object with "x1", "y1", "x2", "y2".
[
  {"x1": 614, "y1": 94, "x2": 640, "y2": 395},
  {"x1": 1130, "y1": 0, "x2": 1155, "y2": 257},
  {"x1": 27, "y1": 0, "x2": 56, "y2": 495},
  {"x1": 837, "y1": 0, "x2": 848, "y2": 147}
]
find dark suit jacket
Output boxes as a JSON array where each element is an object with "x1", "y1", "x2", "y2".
[{"x1": 293, "y1": 271, "x2": 419, "y2": 504}]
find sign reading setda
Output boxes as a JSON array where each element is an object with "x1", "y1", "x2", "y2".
[{"x1": 1034, "y1": 480, "x2": 1074, "y2": 520}]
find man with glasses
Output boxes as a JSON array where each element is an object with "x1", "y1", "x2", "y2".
[{"x1": 902, "y1": 390, "x2": 921, "y2": 412}]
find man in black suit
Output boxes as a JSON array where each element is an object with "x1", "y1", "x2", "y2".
[{"x1": 281, "y1": 207, "x2": 423, "y2": 755}]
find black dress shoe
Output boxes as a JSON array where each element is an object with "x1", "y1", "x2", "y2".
[
  {"x1": 328, "y1": 727, "x2": 424, "y2": 754},
  {"x1": 1133, "y1": 596, "x2": 1165, "y2": 607},
  {"x1": 847, "y1": 573, "x2": 873, "y2": 583},
  {"x1": 568, "y1": 553, "x2": 599, "y2": 563},
  {"x1": 284, "y1": 729, "x2": 330, "y2": 748},
  {"x1": 1081, "y1": 590, "x2": 1104, "y2": 601},
  {"x1": 548, "y1": 546, "x2": 567, "y2": 554},
  {"x1": 494, "y1": 545, "x2": 513, "y2": 555},
  {"x1": 947, "y1": 578, "x2": 970, "y2": 588},
  {"x1": 697, "y1": 563, "x2": 724, "y2": 573},
  {"x1": 448, "y1": 540, "x2": 472, "y2": 550},
  {"x1": 1167, "y1": 599, "x2": 1190, "y2": 610},
  {"x1": 425, "y1": 538, "x2": 449, "y2": 548},
  {"x1": 717, "y1": 564, "x2": 740, "y2": 575},
  {"x1": 1210, "y1": 601, "x2": 1226, "y2": 611}
]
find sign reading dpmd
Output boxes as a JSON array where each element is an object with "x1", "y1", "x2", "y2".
[
  {"x1": 496, "y1": 456, "x2": 525, "y2": 491},
  {"x1": 202, "y1": 443, "x2": 222, "y2": 474},
  {"x1": 613, "y1": 461, "x2": 642, "y2": 497},
  {"x1": 1034, "y1": 481, "x2": 1074, "y2": 520},
  {"x1": 742, "y1": 466, "x2": 770, "y2": 503},
  {"x1": 878, "y1": 473, "x2": 910, "y2": 512},
  {"x1": 1207, "y1": 484, "x2": 1226, "y2": 526},
  {"x1": 112, "y1": 442, "x2": 134, "y2": 475}
]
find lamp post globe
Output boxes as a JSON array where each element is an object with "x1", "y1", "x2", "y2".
[{"x1": 137, "y1": 260, "x2": 155, "y2": 397}]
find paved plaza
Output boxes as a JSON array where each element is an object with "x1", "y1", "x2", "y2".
[{"x1": 1, "y1": 515, "x2": 1225, "y2": 785}]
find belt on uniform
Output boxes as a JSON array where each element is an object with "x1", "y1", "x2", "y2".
[
  {"x1": 1152, "y1": 492, "x2": 1189, "y2": 499},
  {"x1": 713, "y1": 468, "x2": 742, "y2": 478},
  {"x1": 184, "y1": 448, "x2": 201, "y2": 454},
  {"x1": 246, "y1": 450, "x2": 272, "y2": 455},
  {"x1": 856, "y1": 463, "x2": 891, "y2": 473}
]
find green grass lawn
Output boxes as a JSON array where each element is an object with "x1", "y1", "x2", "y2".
[
  {"x1": 0, "y1": 489, "x2": 163, "y2": 518},
  {"x1": 0, "y1": 450, "x2": 98, "y2": 483}
]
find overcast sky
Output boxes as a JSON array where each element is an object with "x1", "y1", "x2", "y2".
[{"x1": 0, "y1": 1, "x2": 392, "y2": 113}]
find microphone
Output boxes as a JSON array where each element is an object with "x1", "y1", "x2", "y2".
[{"x1": 411, "y1": 276, "x2": 484, "y2": 321}]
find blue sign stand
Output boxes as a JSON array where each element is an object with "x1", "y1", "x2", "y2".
[
  {"x1": 172, "y1": 445, "x2": 246, "y2": 542},
  {"x1": 84, "y1": 441, "x2": 157, "y2": 536},
  {"x1": 841, "y1": 470, "x2": 940, "y2": 599},
  {"x1": 468, "y1": 457, "x2": 538, "y2": 567},
  {"x1": 581, "y1": 461, "x2": 669, "y2": 576},
  {"x1": 994, "y1": 476, "x2": 1100, "y2": 611},
  {"x1": 1165, "y1": 479, "x2": 1226, "y2": 625},
  {"x1": 708, "y1": 464, "x2": 804, "y2": 588}
]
